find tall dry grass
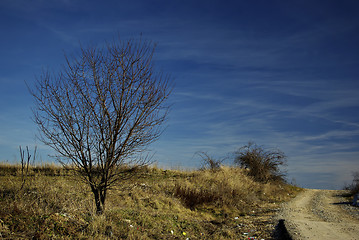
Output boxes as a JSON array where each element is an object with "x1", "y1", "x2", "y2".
[
  {"x1": 0, "y1": 164, "x2": 300, "y2": 239},
  {"x1": 0, "y1": 163, "x2": 71, "y2": 177}
]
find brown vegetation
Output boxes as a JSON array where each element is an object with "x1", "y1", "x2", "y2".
[
  {"x1": 0, "y1": 163, "x2": 300, "y2": 239},
  {"x1": 234, "y1": 142, "x2": 287, "y2": 183},
  {"x1": 344, "y1": 171, "x2": 359, "y2": 196}
]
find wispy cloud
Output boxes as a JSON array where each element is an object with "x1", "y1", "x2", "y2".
[{"x1": 1, "y1": 0, "x2": 359, "y2": 190}]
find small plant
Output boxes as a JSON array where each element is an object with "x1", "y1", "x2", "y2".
[
  {"x1": 345, "y1": 171, "x2": 359, "y2": 195},
  {"x1": 353, "y1": 172, "x2": 359, "y2": 195},
  {"x1": 19, "y1": 145, "x2": 37, "y2": 190},
  {"x1": 234, "y1": 142, "x2": 287, "y2": 183},
  {"x1": 196, "y1": 151, "x2": 224, "y2": 171}
]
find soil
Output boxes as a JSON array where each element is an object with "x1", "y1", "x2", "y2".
[{"x1": 277, "y1": 189, "x2": 359, "y2": 240}]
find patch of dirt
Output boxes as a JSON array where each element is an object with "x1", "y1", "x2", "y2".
[{"x1": 277, "y1": 189, "x2": 359, "y2": 240}]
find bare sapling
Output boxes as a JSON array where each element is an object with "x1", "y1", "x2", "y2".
[{"x1": 19, "y1": 145, "x2": 37, "y2": 190}]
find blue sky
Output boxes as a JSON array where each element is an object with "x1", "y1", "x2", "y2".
[{"x1": 1, "y1": 0, "x2": 358, "y2": 189}]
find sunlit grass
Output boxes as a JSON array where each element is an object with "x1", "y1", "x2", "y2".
[{"x1": 0, "y1": 163, "x2": 301, "y2": 239}]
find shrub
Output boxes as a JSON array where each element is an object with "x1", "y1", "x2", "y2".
[
  {"x1": 196, "y1": 152, "x2": 224, "y2": 171},
  {"x1": 345, "y1": 171, "x2": 359, "y2": 195},
  {"x1": 353, "y1": 172, "x2": 359, "y2": 195},
  {"x1": 234, "y1": 142, "x2": 287, "y2": 183}
]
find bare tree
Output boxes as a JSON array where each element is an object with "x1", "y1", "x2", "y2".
[{"x1": 30, "y1": 37, "x2": 172, "y2": 214}]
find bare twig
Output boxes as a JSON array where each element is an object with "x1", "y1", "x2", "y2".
[{"x1": 19, "y1": 145, "x2": 37, "y2": 190}]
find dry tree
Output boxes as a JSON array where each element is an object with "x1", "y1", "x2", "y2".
[{"x1": 30, "y1": 37, "x2": 172, "y2": 214}]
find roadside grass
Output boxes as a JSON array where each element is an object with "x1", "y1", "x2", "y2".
[{"x1": 0, "y1": 164, "x2": 301, "y2": 239}]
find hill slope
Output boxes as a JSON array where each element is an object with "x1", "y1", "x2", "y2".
[{"x1": 0, "y1": 164, "x2": 300, "y2": 239}]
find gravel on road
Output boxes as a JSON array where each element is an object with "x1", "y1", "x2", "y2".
[{"x1": 277, "y1": 189, "x2": 359, "y2": 240}]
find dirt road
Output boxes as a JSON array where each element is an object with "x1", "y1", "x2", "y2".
[{"x1": 277, "y1": 189, "x2": 359, "y2": 240}]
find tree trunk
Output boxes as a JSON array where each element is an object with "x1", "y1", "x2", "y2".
[{"x1": 91, "y1": 186, "x2": 106, "y2": 214}]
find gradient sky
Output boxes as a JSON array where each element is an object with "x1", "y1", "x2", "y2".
[{"x1": 1, "y1": 0, "x2": 358, "y2": 189}]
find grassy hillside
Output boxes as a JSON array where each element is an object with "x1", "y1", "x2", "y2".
[{"x1": 0, "y1": 164, "x2": 300, "y2": 239}]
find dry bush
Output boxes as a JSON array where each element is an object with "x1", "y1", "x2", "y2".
[
  {"x1": 196, "y1": 151, "x2": 225, "y2": 171},
  {"x1": 352, "y1": 172, "x2": 359, "y2": 195},
  {"x1": 234, "y1": 142, "x2": 287, "y2": 183},
  {"x1": 173, "y1": 167, "x2": 264, "y2": 212},
  {"x1": 345, "y1": 171, "x2": 359, "y2": 195}
]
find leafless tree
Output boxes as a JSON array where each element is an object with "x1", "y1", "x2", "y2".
[{"x1": 30, "y1": 37, "x2": 172, "y2": 214}]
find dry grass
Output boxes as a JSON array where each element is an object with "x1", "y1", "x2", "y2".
[{"x1": 0, "y1": 164, "x2": 301, "y2": 239}]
